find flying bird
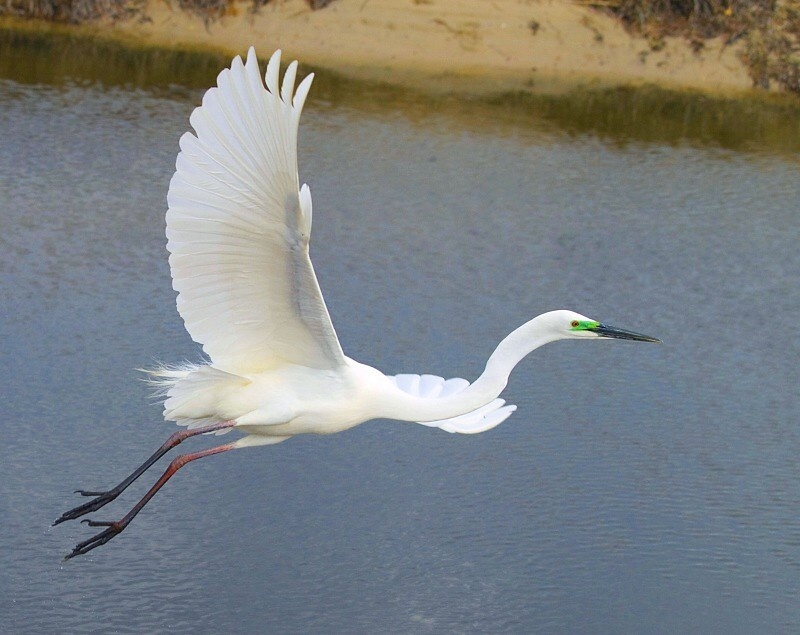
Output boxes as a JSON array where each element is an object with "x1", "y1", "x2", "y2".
[{"x1": 55, "y1": 48, "x2": 660, "y2": 559}]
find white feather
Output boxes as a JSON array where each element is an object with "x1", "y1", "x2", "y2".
[
  {"x1": 166, "y1": 48, "x2": 345, "y2": 376},
  {"x1": 57, "y1": 48, "x2": 657, "y2": 559},
  {"x1": 388, "y1": 374, "x2": 517, "y2": 434}
]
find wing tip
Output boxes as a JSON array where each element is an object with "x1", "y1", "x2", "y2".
[{"x1": 265, "y1": 49, "x2": 282, "y2": 94}]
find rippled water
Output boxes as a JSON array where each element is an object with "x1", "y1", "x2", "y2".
[{"x1": 1, "y1": 35, "x2": 799, "y2": 634}]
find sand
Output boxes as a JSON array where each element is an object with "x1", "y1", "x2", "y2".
[{"x1": 108, "y1": 0, "x2": 753, "y2": 95}]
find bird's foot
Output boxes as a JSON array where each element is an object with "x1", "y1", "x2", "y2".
[
  {"x1": 53, "y1": 490, "x2": 120, "y2": 526},
  {"x1": 74, "y1": 489, "x2": 109, "y2": 496},
  {"x1": 63, "y1": 519, "x2": 126, "y2": 560}
]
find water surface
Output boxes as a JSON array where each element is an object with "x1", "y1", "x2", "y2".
[{"x1": 1, "y1": 34, "x2": 799, "y2": 634}]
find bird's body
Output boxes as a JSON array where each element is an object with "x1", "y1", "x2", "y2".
[
  {"x1": 158, "y1": 309, "x2": 621, "y2": 442},
  {"x1": 56, "y1": 48, "x2": 660, "y2": 558},
  {"x1": 164, "y1": 358, "x2": 389, "y2": 440}
]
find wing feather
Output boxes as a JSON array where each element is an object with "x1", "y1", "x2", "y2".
[
  {"x1": 167, "y1": 48, "x2": 345, "y2": 373},
  {"x1": 388, "y1": 374, "x2": 517, "y2": 434}
]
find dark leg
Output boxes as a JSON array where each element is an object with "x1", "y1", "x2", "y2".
[
  {"x1": 64, "y1": 441, "x2": 237, "y2": 560},
  {"x1": 54, "y1": 420, "x2": 237, "y2": 526}
]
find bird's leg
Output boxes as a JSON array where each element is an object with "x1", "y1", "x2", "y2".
[
  {"x1": 64, "y1": 441, "x2": 237, "y2": 560},
  {"x1": 54, "y1": 420, "x2": 237, "y2": 526}
]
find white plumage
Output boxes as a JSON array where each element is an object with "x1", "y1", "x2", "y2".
[
  {"x1": 156, "y1": 47, "x2": 544, "y2": 441},
  {"x1": 388, "y1": 374, "x2": 516, "y2": 433},
  {"x1": 56, "y1": 48, "x2": 659, "y2": 559},
  {"x1": 167, "y1": 50, "x2": 341, "y2": 376}
]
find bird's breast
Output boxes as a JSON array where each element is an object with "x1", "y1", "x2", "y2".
[{"x1": 230, "y1": 361, "x2": 386, "y2": 436}]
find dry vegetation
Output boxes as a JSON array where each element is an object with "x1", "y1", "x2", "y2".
[
  {"x1": 602, "y1": 0, "x2": 800, "y2": 91},
  {"x1": 1, "y1": 0, "x2": 798, "y2": 93},
  {"x1": 0, "y1": 0, "x2": 331, "y2": 23},
  {"x1": 173, "y1": 0, "x2": 332, "y2": 23},
  {"x1": 1, "y1": 0, "x2": 145, "y2": 22}
]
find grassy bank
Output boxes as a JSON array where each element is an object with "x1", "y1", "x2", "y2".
[
  {"x1": 1, "y1": 0, "x2": 798, "y2": 95},
  {"x1": 3, "y1": 24, "x2": 799, "y2": 155}
]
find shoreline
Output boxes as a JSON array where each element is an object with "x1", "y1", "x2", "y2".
[{"x1": 4, "y1": 0, "x2": 759, "y2": 97}]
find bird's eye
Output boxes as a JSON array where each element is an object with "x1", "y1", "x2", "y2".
[{"x1": 571, "y1": 320, "x2": 580, "y2": 328}]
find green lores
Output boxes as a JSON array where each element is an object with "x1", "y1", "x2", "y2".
[{"x1": 570, "y1": 320, "x2": 600, "y2": 331}]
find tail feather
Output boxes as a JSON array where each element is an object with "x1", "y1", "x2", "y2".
[
  {"x1": 141, "y1": 361, "x2": 204, "y2": 397},
  {"x1": 141, "y1": 363, "x2": 248, "y2": 434}
]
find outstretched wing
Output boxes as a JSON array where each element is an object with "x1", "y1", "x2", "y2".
[
  {"x1": 166, "y1": 48, "x2": 345, "y2": 374},
  {"x1": 388, "y1": 374, "x2": 517, "y2": 434}
]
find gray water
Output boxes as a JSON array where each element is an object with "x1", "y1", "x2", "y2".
[{"x1": 1, "y1": 40, "x2": 799, "y2": 635}]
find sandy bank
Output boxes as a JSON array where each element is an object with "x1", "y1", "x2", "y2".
[{"x1": 91, "y1": 0, "x2": 756, "y2": 94}]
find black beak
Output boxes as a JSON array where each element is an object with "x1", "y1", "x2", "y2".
[{"x1": 591, "y1": 323, "x2": 661, "y2": 343}]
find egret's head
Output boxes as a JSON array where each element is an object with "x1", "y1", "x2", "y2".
[{"x1": 544, "y1": 310, "x2": 661, "y2": 343}]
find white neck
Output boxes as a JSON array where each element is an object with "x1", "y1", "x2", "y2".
[{"x1": 383, "y1": 313, "x2": 564, "y2": 422}]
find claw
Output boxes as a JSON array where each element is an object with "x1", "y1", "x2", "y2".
[
  {"x1": 80, "y1": 519, "x2": 118, "y2": 527},
  {"x1": 57, "y1": 427, "x2": 237, "y2": 559},
  {"x1": 64, "y1": 523, "x2": 125, "y2": 560},
  {"x1": 53, "y1": 490, "x2": 120, "y2": 526}
]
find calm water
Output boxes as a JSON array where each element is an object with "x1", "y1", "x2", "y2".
[{"x1": 1, "y1": 34, "x2": 799, "y2": 634}]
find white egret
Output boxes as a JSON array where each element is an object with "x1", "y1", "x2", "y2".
[{"x1": 55, "y1": 48, "x2": 659, "y2": 559}]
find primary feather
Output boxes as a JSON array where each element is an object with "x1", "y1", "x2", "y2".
[{"x1": 166, "y1": 48, "x2": 344, "y2": 376}]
